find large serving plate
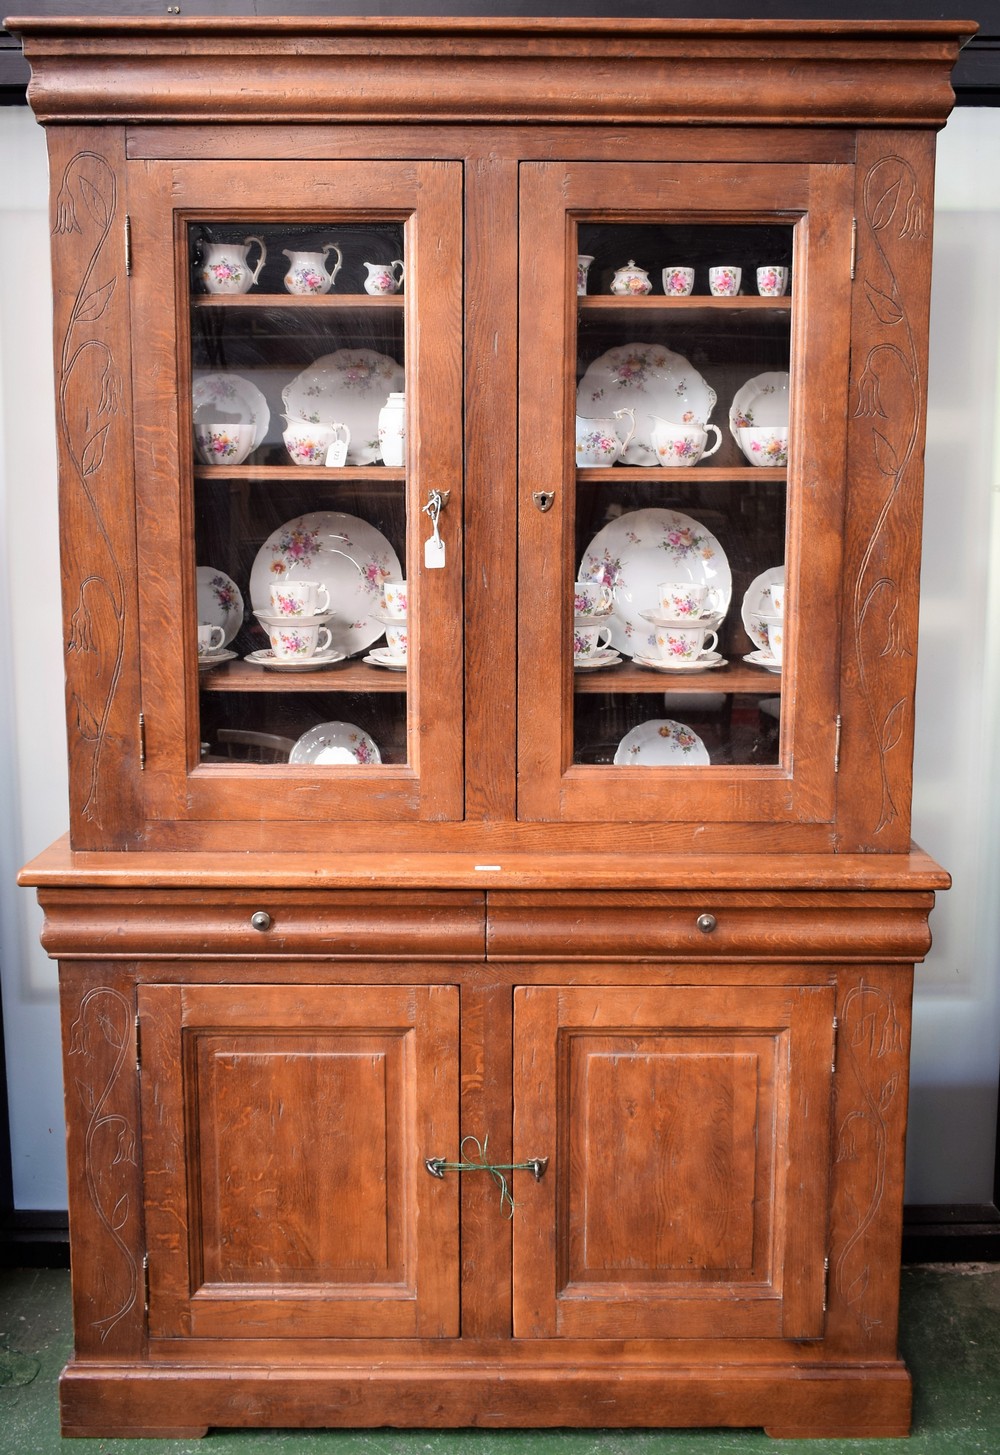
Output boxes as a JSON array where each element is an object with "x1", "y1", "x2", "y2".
[
  {"x1": 741, "y1": 565, "x2": 785, "y2": 651},
  {"x1": 282, "y1": 349, "x2": 405, "y2": 464},
  {"x1": 196, "y1": 566, "x2": 244, "y2": 646},
  {"x1": 290, "y1": 721, "x2": 381, "y2": 766},
  {"x1": 613, "y1": 719, "x2": 710, "y2": 766},
  {"x1": 192, "y1": 371, "x2": 270, "y2": 451},
  {"x1": 577, "y1": 344, "x2": 716, "y2": 466},
  {"x1": 579, "y1": 508, "x2": 731, "y2": 658},
  {"x1": 249, "y1": 511, "x2": 401, "y2": 658},
  {"x1": 729, "y1": 370, "x2": 789, "y2": 446}
]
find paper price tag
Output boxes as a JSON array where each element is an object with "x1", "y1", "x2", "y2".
[{"x1": 424, "y1": 535, "x2": 446, "y2": 569}]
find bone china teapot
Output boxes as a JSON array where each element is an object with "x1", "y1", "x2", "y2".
[
  {"x1": 282, "y1": 244, "x2": 344, "y2": 296},
  {"x1": 198, "y1": 236, "x2": 267, "y2": 294}
]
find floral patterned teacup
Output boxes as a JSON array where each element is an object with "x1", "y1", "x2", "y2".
[
  {"x1": 656, "y1": 581, "x2": 721, "y2": 620},
  {"x1": 756, "y1": 265, "x2": 789, "y2": 297},
  {"x1": 573, "y1": 622, "x2": 613, "y2": 659},
  {"x1": 662, "y1": 266, "x2": 695, "y2": 297},
  {"x1": 269, "y1": 580, "x2": 331, "y2": 618},
  {"x1": 738, "y1": 426, "x2": 789, "y2": 467},
  {"x1": 765, "y1": 621, "x2": 784, "y2": 664},
  {"x1": 708, "y1": 265, "x2": 741, "y2": 297},
  {"x1": 652, "y1": 623, "x2": 719, "y2": 662},
  {"x1": 267, "y1": 621, "x2": 333, "y2": 661},
  {"x1": 650, "y1": 418, "x2": 722, "y2": 468},
  {"x1": 194, "y1": 421, "x2": 255, "y2": 466},
  {"x1": 573, "y1": 580, "x2": 614, "y2": 619},
  {"x1": 197, "y1": 623, "x2": 225, "y2": 656},
  {"x1": 382, "y1": 620, "x2": 408, "y2": 656},
  {"x1": 382, "y1": 580, "x2": 408, "y2": 619}
]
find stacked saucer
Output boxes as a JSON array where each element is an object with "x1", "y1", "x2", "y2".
[
  {"x1": 255, "y1": 580, "x2": 342, "y2": 666},
  {"x1": 573, "y1": 578, "x2": 621, "y2": 671},
  {"x1": 365, "y1": 578, "x2": 408, "y2": 670}
]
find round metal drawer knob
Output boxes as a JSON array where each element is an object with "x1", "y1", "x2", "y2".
[
  {"x1": 250, "y1": 911, "x2": 272, "y2": 932},
  {"x1": 696, "y1": 913, "x2": 718, "y2": 934}
]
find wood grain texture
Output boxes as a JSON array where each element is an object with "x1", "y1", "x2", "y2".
[
  {"x1": 46, "y1": 129, "x2": 143, "y2": 851},
  {"x1": 836, "y1": 131, "x2": 938, "y2": 851}
]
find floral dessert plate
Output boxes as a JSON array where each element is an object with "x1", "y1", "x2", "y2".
[
  {"x1": 580, "y1": 508, "x2": 731, "y2": 658},
  {"x1": 613, "y1": 719, "x2": 710, "y2": 766},
  {"x1": 729, "y1": 371, "x2": 789, "y2": 446},
  {"x1": 365, "y1": 647, "x2": 408, "y2": 670},
  {"x1": 196, "y1": 566, "x2": 244, "y2": 646},
  {"x1": 573, "y1": 649, "x2": 621, "y2": 671},
  {"x1": 289, "y1": 721, "x2": 382, "y2": 766},
  {"x1": 741, "y1": 565, "x2": 785, "y2": 651},
  {"x1": 282, "y1": 349, "x2": 405, "y2": 464},
  {"x1": 197, "y1": 648, "x2": 237, "y2": 671},
  {"x1": 633, "y1": 650, "x2": 725, "y2": 673},
  {"x1": 192, "y1": 371, "x2": 270, "y2": 452},
  {"x1": 744, "y1": 649, "x2": 782, "y2": 674},
  {"x1": 244, "y1": 648, "x2": 345, "y2": 672},
  {"x1": 577, "y1": 344, "x2": 716, "y2": 466},
  {"x1": 250, "y1": 511, "x2": 401, "y2": 658}
]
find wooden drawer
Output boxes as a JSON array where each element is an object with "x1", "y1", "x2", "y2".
[{"x1": 486, "y1": 889, "x2": 935, "y2": 961}]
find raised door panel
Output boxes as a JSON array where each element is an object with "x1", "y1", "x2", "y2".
[
  {"x1": 128, "y1": 159, "x2": 463, "y2": 834},
  {"x1": 517, "y1": 160, "x2": 854, "y2": 832},
  {"x1": 138, "y1": 982, "x2": 459, "y2": 1339},
  {"x1": 512, "y1": 982, "x2": 836, "y2": 1340}
]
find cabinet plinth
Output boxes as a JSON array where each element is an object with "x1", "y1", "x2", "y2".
[{"x1": 10, "y1": 14, "x2": 968, "y2": 1439}]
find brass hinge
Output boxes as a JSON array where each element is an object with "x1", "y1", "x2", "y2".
[
  {"x1": 823, "y1": 1255, "x2": 831, "y2": 1312},
  {"x1": 124, "y1": 213, "x2": 133, "y2": 275},
  {"x1": 138, "y1": 711, "x2": 146, "y2": 771},
  {"x1": 134, "y1": 1012, "x2": 142, "y2": 1072},
  {"x1": 849, "y1": 217, "x2": 857, "y2": 280},
  {"x1": 831, "y1": 1015, "x2": 839, "y2": 1074},
  {"x1": 142, "y1": 1253, "x2": 150, "y2": 1314},
  {"x1": 834, "y1": 714, "x2": 842, "y2": 774}
]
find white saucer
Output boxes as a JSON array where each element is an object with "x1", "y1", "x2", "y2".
[
  {"x1": 244, "y1": 648, "x2": 345, "y2": 672},
  {"x1": 634, "y1": 650, "x2": 725, "y2": 673},
  {"x1": 744, "y1": 649, "x2": 782, "y2": 674},
  {"x1": 366, "y1": 647, "x2": 408, "y2": 671},
  {"x1": 574, "y1": 649, "x2": 622, "y2": 671},
  {"x1": 639, "y1": 608, "x2": 725, "y2": 630},
  {"x1": 197, "y1": 648, "x2": 237, "y2": 671}
]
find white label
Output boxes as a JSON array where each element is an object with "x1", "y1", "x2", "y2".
[{"x1": 424, "y1": 536, "x2": 446, "y2": 569}]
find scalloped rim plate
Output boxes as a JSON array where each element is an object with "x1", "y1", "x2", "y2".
[
  {"x1": 193, "y1": 371, "x2": 270, "y2": 451},
  {"x1": 613, "y1": 719, "x2": 710, "y2": 766},
  {"x1": 729, "y1": 371, "x2": 790, "y2": 446}
]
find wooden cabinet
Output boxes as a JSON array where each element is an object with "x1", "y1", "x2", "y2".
[{"x1": 12, "y1": 14, "x2": 972, "y2": 1440}]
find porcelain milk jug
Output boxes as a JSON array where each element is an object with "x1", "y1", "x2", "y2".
[
  {"x1": 198, "y1": 236, "x2": 267, "y2": 294},
  {"x1": 282, "y1": 244, "x2": 344, "y2": 295}
]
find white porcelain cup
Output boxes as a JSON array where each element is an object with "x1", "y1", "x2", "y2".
[
  {"x1": 770, "y1": 583, "x2": 785, "y2": 617},
  {"x1": 382, "y1": 580, "x2": 408, "y2": 619},
  {"x1": 756, "y1": 265, "x2": 789, "y2": 297},
  {"x1": 650, "y1": 419, "x2": 722, "y2": 467},
  {"x1": 267, "y1": 621, "x2": 333, "y2": 661},
  {"x1": 765, "y1": 621, "x2": 784, "y2": 664},
  {"x1": 383, "y1": 620, "x2": 408, "y2": 656},
  {"x1": 738, "y1": 426, "x2": 789, "y2": 467},
  {"x1": 269, "y1": 580, "x2": 331, "y2": 617},
  {"x1": 653, "y1": 623, "x2": 719, "y2": 662},
  {"x1": 662, "y1": 266, "x2": 695, "y2": 297},
  {"x1": 197, "y1": 623, "x2": 225, "y2": 655},
  {"x1": 708, "y1": 265, "x2": 741, "y2": 297},
  {"x1": 194, "y1": 421, "x2": 255, "y2": 466},
  {"x1": 573, "y1": 622, "x2": 613, "y2": 658},
  {"x1": 656, "y1": 581, "x2": 720, "y2": 619},
  {"x1": 573, "y1": 579, "x2": 614, "y2": 618}
]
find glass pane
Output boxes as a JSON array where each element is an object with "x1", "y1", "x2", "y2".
[
  {"x1": 573, "y1": 221, "x2": 793, "y2": 770},
  {"x1": 187, "y1": 220, "x2": 408, "y2": 769}
]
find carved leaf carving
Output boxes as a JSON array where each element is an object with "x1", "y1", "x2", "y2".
[
  {"x1": 75, "y1": 278, "x2": 117, "y2": 325},
  {"x1": 869, "y1": 175, "x2": 902, "y2": 231},
  {"x1": 864, "y1": 279, "x2": 903, "y2": 326},
  {"x1": 878, "y1": 1073, "x2": 900, "y2": 1110},
  {"x1": 872, "y1": 428, "x2": 900, "y2": 476},
  {"x1": 80, "y1": 425, "x2": 111, "y2": 478},
  {"x1": 78, "y1": 173, "x2": 111, "y2": 230},
  {"x1": 880, "y1": 700, "x2": 907, "y2": 755}
]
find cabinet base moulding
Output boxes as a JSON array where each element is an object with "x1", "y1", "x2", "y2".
[{"x1": 59, "y1": 1359, "x2": 912, "y2": 1439}]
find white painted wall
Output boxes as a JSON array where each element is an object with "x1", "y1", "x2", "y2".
[{"x1": 0, "y1": 104, "x2": 997, "y2": 1210}]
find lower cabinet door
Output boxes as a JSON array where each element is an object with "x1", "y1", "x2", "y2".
[
  {"x1": 512, "y1": 982, "x2": 836, "y2": 1340},
  {"x1": 138, "y1": 982, "x2": 459, "y2": 1339}
]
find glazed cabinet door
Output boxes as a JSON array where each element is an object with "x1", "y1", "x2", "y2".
[
  {"x1": 512, "y1": 982, "x2": 836, "y2": 1340},
  {"x1": 128, "y1": 160, "x2": 463, "y2": 835},
  {"x1": 517, "y1": 160, "x2": 854, "y2": 830},
  {"x1": 138, "y1": 982, "x2": 459, "y2": 1339}
]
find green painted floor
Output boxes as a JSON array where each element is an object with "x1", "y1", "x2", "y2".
[{"x1": 2, "y1": 1264, "x2": 999, "y2": 1454}]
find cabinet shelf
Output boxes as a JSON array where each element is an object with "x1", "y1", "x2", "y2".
[
  {"x1": 574, "y1": 661, "x2": 780, "y2": 694},
  {"x1": 192, "y1": 293, "x2": 405, "y2": 311},
  {"x1": 194, "y1": 465, "x2": 406, "y2": 483},
  {"x1": 577, "y1": 466, "x2": 786, "y2": 484},
  {"x1": 200, "y1": 659, "x2": 405, "y2": 692}
]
